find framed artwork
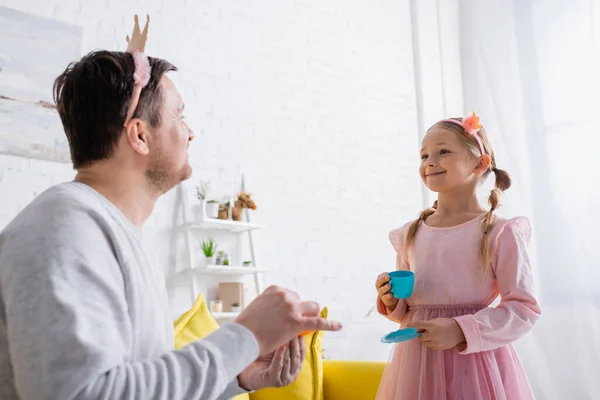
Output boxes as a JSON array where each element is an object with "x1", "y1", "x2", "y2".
[{"x1": 0, "y1": 6, "x2": 82, "y2": 163}]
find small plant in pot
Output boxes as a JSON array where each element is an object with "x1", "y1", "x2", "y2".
[
  {"x1": 200, "y1": 238, "x2": 217, "y2": 265},
  {"x1": 231, "y1": 302, "x2": 241, "y2": 313},
  {"x1": 215, "y1": 250, "x2": 225, "y2": 265},
  {"x1": 242, "y1": 260, "x2": 252, "y2": 267},
  {"x1": 195, "y1": 181, "x2": 210, "y2": 219},
  {"x1": 205, "y1": 200, "x2": 219, "y2": 219},
  {"x1": 196, "y1": 181, "x2": 210, "y2": 201}
]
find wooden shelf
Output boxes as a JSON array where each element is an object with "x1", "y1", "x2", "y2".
[
  {"x1": 211, "y1": 312, "x2": 240, "y2": 319},
  {"x1": 200, "y1": 265, "x2": 265, "y2": 275}
]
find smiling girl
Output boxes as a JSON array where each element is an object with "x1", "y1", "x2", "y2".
[{"x1": 374, "y1": 112, "x2": 542, "y2": 399}]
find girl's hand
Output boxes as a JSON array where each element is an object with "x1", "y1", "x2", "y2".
[
  {"x1": 375, "y1": 272, "x2": 399, "y2": 311},
  {"x1": 409, "y1": 318, "x2": 466, "y2": 351}
]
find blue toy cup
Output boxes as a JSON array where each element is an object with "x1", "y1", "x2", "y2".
[{"x1": 388, "y1": 270, "x2": 414, "y2": 299}]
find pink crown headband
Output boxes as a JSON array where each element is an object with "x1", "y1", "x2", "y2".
[
  {"x1": 123, "y1": 15, "x2": 151, "y2": 127},
  {"x1": 441, "y1": 111, "x2": 485, "y2": 156}
]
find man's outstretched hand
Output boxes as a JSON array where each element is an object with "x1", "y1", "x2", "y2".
[{"x1": 235, "y1": 285, "x2": 342, "y2": 356}]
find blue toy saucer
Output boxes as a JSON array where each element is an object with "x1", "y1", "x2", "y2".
[{"x1": 380, "y1": 328, "x2": 422, "y2": 344}]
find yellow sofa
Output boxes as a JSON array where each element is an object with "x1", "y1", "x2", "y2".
[
  {"x1": 322, "y1": 360, "x2": 385, "y2": 400},
  {"x1": 173, "y1": 294, "x2": 385, "y2": 400}
]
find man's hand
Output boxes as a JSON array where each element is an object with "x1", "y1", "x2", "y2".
[
  {"x1": 235, "y1": 285, "x2": 342, "y2": 356},
  {"x1": 238, "y1": 336, "x2": 306, "y2": 391},
  {"x1": 409, "y1": 318, "x2": 466, "y2": 351}
]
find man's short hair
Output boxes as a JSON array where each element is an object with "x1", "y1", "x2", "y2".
[{"x1": 53, "y1": 50, "x2": 177, "y2": 168}]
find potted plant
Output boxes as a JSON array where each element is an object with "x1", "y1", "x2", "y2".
[
  {"x1": 223, "y1": 252, "x2": 230, "y2": 266},
  {"x1": 206, "y1": 200, "x2": 219, "y2": 219},
  {"x1": 215, "y1": 250, "x2": 225, "y2": 265},
  {"x1": 242, "y1": 260, "x2": 252, "y2": 267},
  {"x1": 195, "y1": 181, "x2": 210, "y2": 220},
  {"x1": 200, "y1": 238, "x2": 217, "y2": 265},
  {"x1": 231, "y1": 302, "x2": 241, "y2": 313},
  {"x1": 196, "y1": 181, "x2": 210, "y2": 201}
]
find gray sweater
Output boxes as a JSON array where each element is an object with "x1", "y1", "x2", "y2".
[{"x1": 0, "y1": 182, "x2": 258, "y2": 399}]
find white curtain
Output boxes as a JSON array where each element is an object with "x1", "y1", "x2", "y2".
[{"x1": 457, "y1": 0, "x2": 600, "y2": 398}]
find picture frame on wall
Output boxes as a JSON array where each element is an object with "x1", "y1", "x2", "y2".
[{"x1": 0, "y1": 6, "x2": 82, "y2": 163}]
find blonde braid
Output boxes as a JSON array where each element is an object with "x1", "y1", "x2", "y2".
[
  {"x1": 403, "y1": 200, "x2": 438, "y2": 266},
  {"x1": 480, "y1": 168, "x2": 511, "y2": 278}
]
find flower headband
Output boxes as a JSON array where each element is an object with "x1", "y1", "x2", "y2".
[
  {"x1": 441, "y1": 111, "x2": 485, "y2": 156},
  {"x1": 123, "y1": 15, "x2": 151, "y2": 127}
]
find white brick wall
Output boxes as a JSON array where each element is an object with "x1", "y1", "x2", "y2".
[{"x1": 0, "y1": 0, "x2": 460, "y2": 361}]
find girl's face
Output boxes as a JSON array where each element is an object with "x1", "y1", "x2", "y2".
[{"x1": 419, "y1": 127, "x2": 485, "y2": 194}]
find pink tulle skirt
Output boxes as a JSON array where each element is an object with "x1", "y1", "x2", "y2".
[{"x1": 376, "y1": 304, "x2": 535, "y2": 400}]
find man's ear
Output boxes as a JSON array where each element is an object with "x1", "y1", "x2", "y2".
[{"x1": 124, "y1": 119, "x2": 150, "y2": 156}]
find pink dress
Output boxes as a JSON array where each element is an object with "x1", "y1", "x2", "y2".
[{"x1": 376, "y1": 215, "x2": 541, "y2": 400}]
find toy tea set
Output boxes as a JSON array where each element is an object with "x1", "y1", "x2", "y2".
[{"x1": 380, "y1": 270, "x2": 422, "y2": 344}]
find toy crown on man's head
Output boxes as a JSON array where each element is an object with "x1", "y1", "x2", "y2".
[
  {"x1": 126, "y1": 15, "x2": 150, "y2": 53},
  {"x1": 123, "y1": 15, "x2": 151, "y2": 127}
]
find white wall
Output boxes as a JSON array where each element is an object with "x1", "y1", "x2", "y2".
[
  {"x1": 0, "y1": 0, "x2": 461, "y2": 360},
  {"x1": 409, "y1": 0, "x2": 463, "y2": 206}
]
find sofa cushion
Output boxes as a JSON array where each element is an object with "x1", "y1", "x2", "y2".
[{"x1": 173, "y1": 294, "x2": 250, "y2": 400}]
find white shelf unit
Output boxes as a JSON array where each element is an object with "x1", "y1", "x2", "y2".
[
  {"x1": 200, "y1": 265, "x2": 266, "y2": 275},
  {"x1": 211, "y1": 312, "x2": 240, "y2": 319},
  {"x1": 188, "y1": 219, "x2": 265, "y2": 232},
  {"x1": 177, "y1": 180, "x2": 265, "y2": 321},
  {"x1": 172, "y1": 265, "x2": 266, "y2": 279}
]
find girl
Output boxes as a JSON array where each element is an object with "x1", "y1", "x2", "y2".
[{"x1": 375, "y1": 112, "x2": 541, "y2": 399}]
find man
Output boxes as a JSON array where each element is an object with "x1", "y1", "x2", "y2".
[{"x1": 0, "y1": 26, "x2": 341, "y2": 400}]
